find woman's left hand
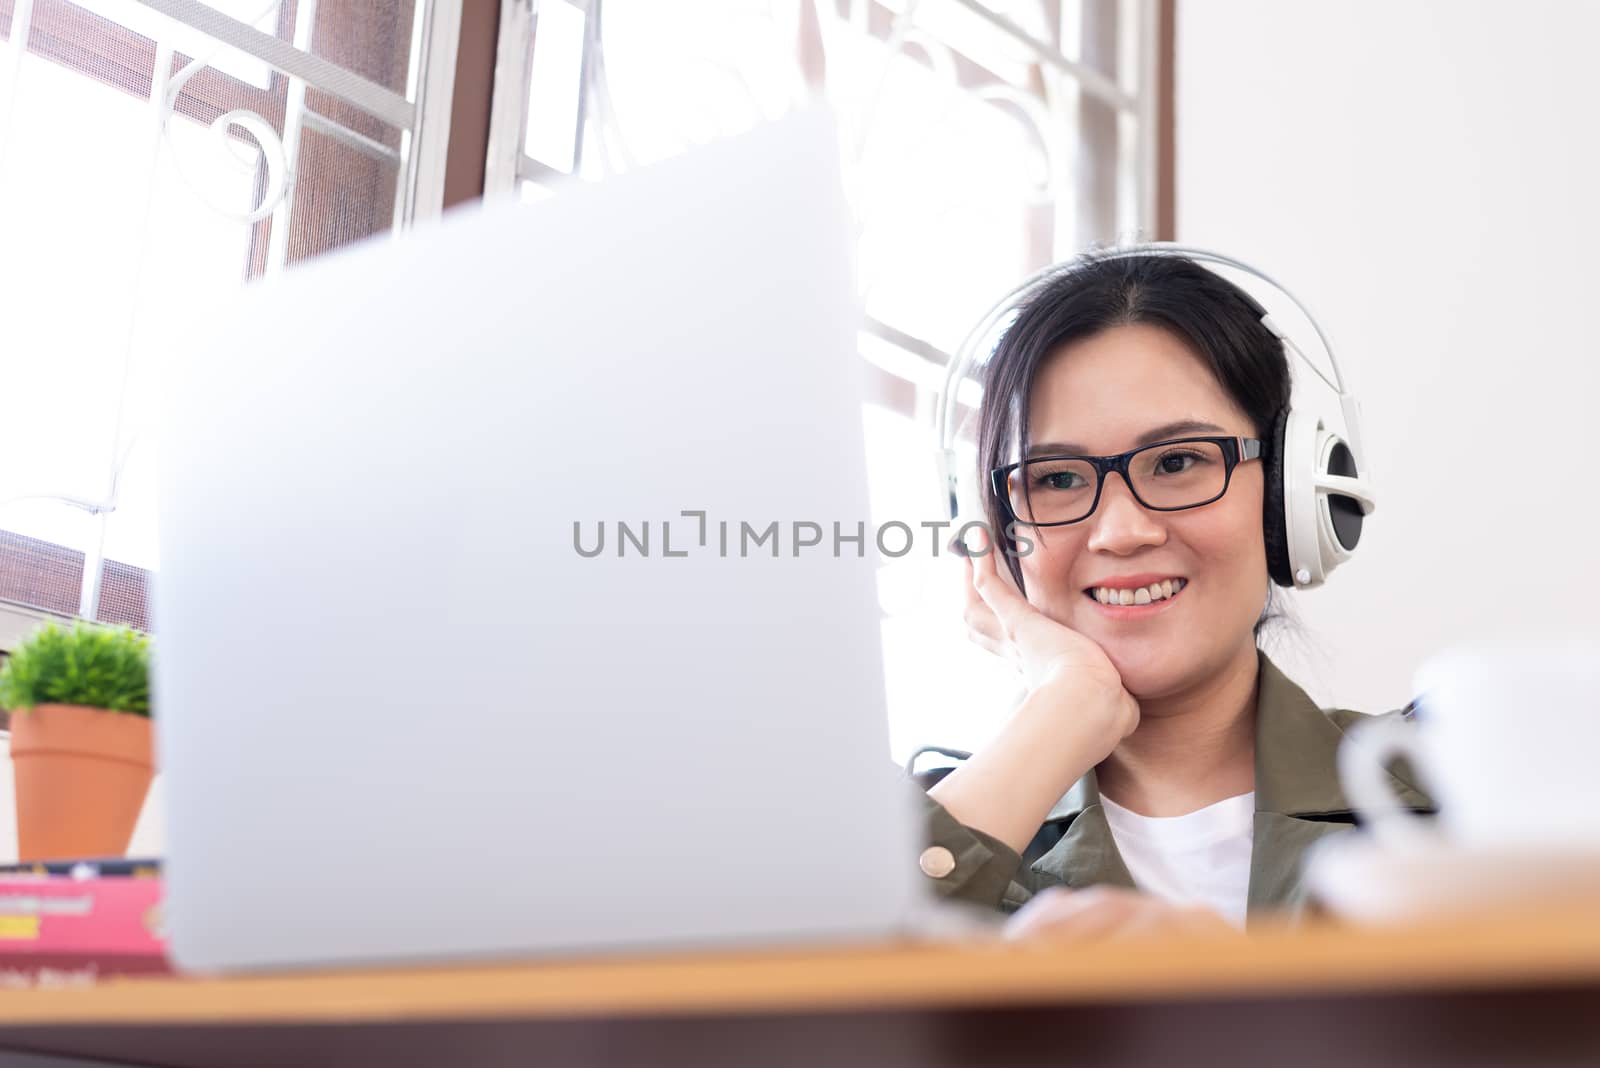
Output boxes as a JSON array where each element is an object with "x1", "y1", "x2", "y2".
[{"x1": 1003, "y1": 886, "x2": 1240, "y2": 942}]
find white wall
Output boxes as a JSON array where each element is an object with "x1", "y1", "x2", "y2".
[{"x1": 1177, "y1": 1, "x2": 1600, "y2": 712}]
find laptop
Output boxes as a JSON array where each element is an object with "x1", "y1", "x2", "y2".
[{"x1": 153, "y1": 108, "x2": 929, "y2": 972}]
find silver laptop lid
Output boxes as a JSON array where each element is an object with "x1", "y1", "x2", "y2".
[{"x1": 155, "y1": 108, "x2": 921, "y2": 972}]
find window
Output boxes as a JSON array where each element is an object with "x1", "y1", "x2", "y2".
[
  {"x1": 0, "y1": 3, "x2": 1173, "y2": 756},
  {"x1": 0, "y1": 0, "x2": 465, "y2": 634},
  {"x1": 488, "y1": 0, "x2": 1175, "y2": 759}
]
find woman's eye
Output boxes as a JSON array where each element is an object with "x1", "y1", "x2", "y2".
[
  {"x1": 1155, "y1": 451, "x2": 1204, "y2": 475},
  {"x1": 1035, "y1": 471, "x2": 1084, "y2": 490}
]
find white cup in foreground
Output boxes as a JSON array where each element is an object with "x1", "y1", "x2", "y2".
[{"x1": 1339, "y1": 639, "x2": 1600, "y2": 852}]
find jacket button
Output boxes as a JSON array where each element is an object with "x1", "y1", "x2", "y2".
[{"x1": 919, "y1": 846, "x2": 956, "y2": 879}]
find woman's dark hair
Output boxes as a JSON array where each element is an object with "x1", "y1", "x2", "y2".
[{"x1": 976, "y1": 252, "x2": 1292, "y2": 634}]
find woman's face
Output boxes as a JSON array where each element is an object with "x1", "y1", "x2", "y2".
[{"x1": 1016, "y1": 323, "x2": 1268, "y2": 701}]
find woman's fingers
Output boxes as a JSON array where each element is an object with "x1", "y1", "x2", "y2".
[
  {"x1": 965, "y1": 626, "x2": 1013, "y2": 661},
  {"x1": 966, "y1": 526, "x2": 1042, "y2": 643},
  {"x1": 960, "y1": 527, "x2": 1067, "y2": 688},
  {"x1": 1002, "y1": 887, "x2": 1239, "y2": 943},
  {"x1": 955, "y1": 530, "x2": 1023, "y2": 667},
  {"x1": 959, "y1": 555, "x2": 1008, "y2": 648},
  {"x1": 1001, "y1": 886, "x2": 1137, "y2": 942},
  {"x1": 1130, "y1": 903, "x2": 1234, "y2": 939}
]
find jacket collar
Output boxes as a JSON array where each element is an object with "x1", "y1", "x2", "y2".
[
  {"x1": 1030, "y1": 648, "x2": 1433, "y2": 914},
  {"x1": 1252, "y1": 649, "x2": 1432, "y2": 815},
  {"x1": 1041, "y1": 648, "x2": 1429, "y2": 824}
]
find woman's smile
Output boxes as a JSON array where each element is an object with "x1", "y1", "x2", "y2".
[{"x1": 1083, "y1": 575, "x2": 1189, "y2": 618}]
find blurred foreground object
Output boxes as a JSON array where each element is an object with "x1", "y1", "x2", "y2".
[
  {"x1": 1309, "y1": 638, "x2": 1600, "y2": 921},
  {"x1": 0, "y1": 871, "x2": 167, "y2": 986}
]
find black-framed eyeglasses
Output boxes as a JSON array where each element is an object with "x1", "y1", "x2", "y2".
[{"x1": 991, "y1": 436, "x2": 1263, "y2": 528}]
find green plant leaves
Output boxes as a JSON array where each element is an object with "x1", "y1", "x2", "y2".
[{"x1": 0, "y1": 622, "x2": 151, "y2": 717}]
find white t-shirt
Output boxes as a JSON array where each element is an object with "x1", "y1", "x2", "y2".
[{"x1": 1099, "y1": 791, "x2": 1256, "y2": 928}]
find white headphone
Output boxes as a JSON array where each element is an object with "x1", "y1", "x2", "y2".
[{"x1": 934, "y1": 243, "x2": 1377, "y2": 589}]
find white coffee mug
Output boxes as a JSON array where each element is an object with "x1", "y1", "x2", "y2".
[{"x1": 1339, "y1": 639, "x2": 1600, "y2": 851}]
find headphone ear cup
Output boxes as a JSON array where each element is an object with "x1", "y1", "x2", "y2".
[
  {"x1": 1324, "y1": 440, "x2": 1365, "y2": 552},
  {"x1": 1261, "y1": 407, "x2": 1294, "y2": 588}
]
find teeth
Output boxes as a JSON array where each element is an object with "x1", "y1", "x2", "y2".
[{"x1": 1090, "y1": 578, "x2": 1186, "y2": 606}]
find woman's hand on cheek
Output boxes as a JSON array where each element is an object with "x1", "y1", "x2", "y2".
[
  {"x1": 928, "y1": 527, "x2": 1140, "y2": 854},
  {"x1": 1003, "y1": 886, "x2": 1239, "y2": 943},
  {"x1": 965, "y1": 526, "x2": 1139, "y2": 744}
]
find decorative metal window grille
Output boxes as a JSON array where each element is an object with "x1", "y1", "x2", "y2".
[
  {"x1": 481, "y1": 0, "x2": 1172, "y2": 757},
  {"x1": 0, "y1": 0, "x2": 463, "y2": 634}
]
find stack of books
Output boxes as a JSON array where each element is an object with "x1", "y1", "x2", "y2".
[{"x1": 0, "y1": 858, "x2": 168, "y2": 987}]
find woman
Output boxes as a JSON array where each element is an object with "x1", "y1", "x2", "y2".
[{"x1": 915, "y1": 251, "x2": 1431, "y2": 939}]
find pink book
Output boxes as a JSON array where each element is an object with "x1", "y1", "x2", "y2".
[{"x1": 0, "y1": 876, "x2": 170, "y2": 987}]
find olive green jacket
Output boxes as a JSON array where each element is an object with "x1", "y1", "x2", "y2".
[{"x1": 912, "y1": 649, "x2": 1434, "y2": 925}]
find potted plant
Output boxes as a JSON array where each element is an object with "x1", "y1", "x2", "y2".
[{"x1": 0, "y1": 621, "x2": 154, "y2": 861}]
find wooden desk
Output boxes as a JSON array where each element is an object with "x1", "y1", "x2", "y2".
[{"x1": 0, "y1": 902, "x2": 1596, "y2": 1067}]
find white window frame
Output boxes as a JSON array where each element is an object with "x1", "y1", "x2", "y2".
[{"x1": 0, "y1": 0, "x2": 467, "y2": 623}]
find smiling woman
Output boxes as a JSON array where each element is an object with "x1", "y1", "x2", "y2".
[{"x1": 917, "y1": 249, "x2": 1426, "y2": 938}]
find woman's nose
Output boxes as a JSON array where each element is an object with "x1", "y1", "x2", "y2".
[{"x1": 1085, "y1": 472, "x2": 1167, "y2": 555}]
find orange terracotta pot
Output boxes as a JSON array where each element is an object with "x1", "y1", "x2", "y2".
[{"x1": 8, "y1": 703, "x2": 154, "y2": 862}]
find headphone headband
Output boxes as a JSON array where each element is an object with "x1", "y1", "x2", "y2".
[{"x1": 936, "y1": 242, "x2": 1368, "y2": 512}]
